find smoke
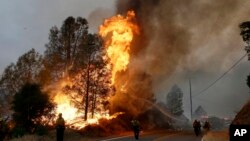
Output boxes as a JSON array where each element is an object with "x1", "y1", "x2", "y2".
[
  {"x1": 113, "y1": 0, "x2": 250, "y2": 117},
  {"x1": 87, "y1": 8, "x2": 114, "y2": 33}
]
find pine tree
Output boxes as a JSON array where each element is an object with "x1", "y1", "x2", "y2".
[
  {"x1": 166, "y1": 85, "x2": 184, "y2": 116},
  {"x1": 12, "y1": 83, "x2": 54, "y2": 132}
]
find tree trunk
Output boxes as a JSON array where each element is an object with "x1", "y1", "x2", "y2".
[
  {"x1": 84, "y1": 55, "x2": 90, "y2": 121},
  {"x1": 91, "y1": 91, "x2": 97, "y2": 118},
  {"x1": 66, "y1": 33, "x2": 71, "y2": 77}
]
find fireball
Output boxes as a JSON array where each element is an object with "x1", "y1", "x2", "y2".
[{"x1": 99, "y1": 10, "x2": 139, "y2": 85}]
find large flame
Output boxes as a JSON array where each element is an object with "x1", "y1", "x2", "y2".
[
  {"x1": 52, "y1": 78, "x2": 121, "y2": 129},
  {"x1": 47, "y1": 11, "x2": 138, "y2": 129},
  {"x1": 99, "y1": 11, "x2": 139, "y2": 85},
  {"x1": 53, "y1": 79, "x2": 81, "y2": 122}
]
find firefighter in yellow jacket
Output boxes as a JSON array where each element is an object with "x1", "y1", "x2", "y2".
[{"x1": 56, "y1": 113, "x2": 65, "y2": 141}]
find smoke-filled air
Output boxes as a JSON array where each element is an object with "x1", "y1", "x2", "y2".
[{"x1": 113, "y1": 0, "x2": 250, "y2": 117}]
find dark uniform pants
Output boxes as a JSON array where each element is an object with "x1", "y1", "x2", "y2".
[
  {"x1": 56, "y1": 127, "x2": 65, "y2": 141},
  {"x1": 133, "y1": 126, "x2": 140, "y2": 140}
]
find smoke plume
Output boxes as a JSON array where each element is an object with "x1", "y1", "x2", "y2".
[
  {"x1": 88, "y1": 8, "x2": 114, "y2": 33},
  {"x1": 111, "y1": 0, "x2": 250, "y2": 117}
]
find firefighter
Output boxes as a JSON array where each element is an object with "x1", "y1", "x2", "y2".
[
  {"x1": 131, "y1": 119, "x2": 140, "y2": 140},
  {"x1": 197, "y1": 120, "x2": 201, "y2": 134},
  {"x1": 193, "y1": 119, "x2": 201, "y2": 136},
  {"x1": 56, "y1": 113, "x2": 65, "y2": 141},
  {"x1": 203, "y1": 121, "x2": 211, "y2": 133}
]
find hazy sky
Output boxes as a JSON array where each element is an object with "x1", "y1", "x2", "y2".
[
  {"x1": 0, "y1": 0, "x2": 115, "y2": 73},
  {"x1": 0, "y1": 0, "x2": 250, "y2": 118}
]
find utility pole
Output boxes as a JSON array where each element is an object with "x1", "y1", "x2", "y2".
[{"x1": 189, "y1": 78, "x2": 193, "y2": 121}]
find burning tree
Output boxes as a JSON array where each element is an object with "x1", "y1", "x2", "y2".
[
  {"x1": 99, "y1": 11, "x2": 155, "y2": 116},
  {"x1": 63, "y1": 34, "x2": 111, "y2": 121},
  {"x1": 0, "y1": 16, "x2": 114, "y2": 129},
  {"x1": 44, "y1": 16, "x2": 89, "y2": 82},
  {"x1": 42, "y1": 16, "x2": 114, "y2": 127},
  {"x1": 1, "y1": 10, "x2": 155, "y2": 131}
]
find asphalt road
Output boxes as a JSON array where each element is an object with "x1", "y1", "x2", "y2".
[{"x1": 100, "y1": 131, "x2": 202, "y2": 141}]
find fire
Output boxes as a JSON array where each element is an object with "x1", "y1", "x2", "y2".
[
  {"x1": 52, "y1": 79, "x2": 83, "y2": 124},
  {"x1": 54, "y1": 93, "x2": 79, "y2": 122},
  {"x1": 46, "y1": 11, "x2": 139, "y2": 129},
  {"x1": 51, "y1": 78, "x2": 121, "y2": 129},
  {"x1": 53, "y1": 78, "x2": 110, "y2": 129},
  {"x1": 99, "y1": 11, "x2": 139, "y2": 84}
]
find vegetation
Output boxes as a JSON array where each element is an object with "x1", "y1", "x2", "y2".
[
  {"x1": 44, "y1": 16, "x2": 111, "y2": 120},
  {"x1": 166, "y1": 85, "x2": 184, "y2": 116},
  {"x1": 234, "y1": 21, "x2": 250, "y2": 126},
  {"x1": 12, "y1": 83, "x2": 54, "y2": 134},
  {"x1": 0, "y1": 16, "x2": 111, "y2": 139},
  {"x1": 0, "y1": 49, "x2": 43, "y2": 116},
  {"x1": 239, "y1": 21, "x2": 250, "y2": 44},
  {"x1": 239, "y1": 21, "x2": 250, "y2": 89}
]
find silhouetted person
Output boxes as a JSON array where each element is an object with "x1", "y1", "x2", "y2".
[
  {"x1": 203, "y1": 121, "x2": 211, "y2": 133},
  {"x1": 197, "y1": 121, "x2": 201, "y2": 134},
  {"x1": 193, "y1": 120, "x2": 201, "y2": 136},
  {"x1": 131, "y1": 119, "x2": 140, "y2": 140},
  {"x1": 56, "y1": 113, "x2": 65, "y2": 141}
]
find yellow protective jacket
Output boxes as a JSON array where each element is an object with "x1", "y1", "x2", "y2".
[
  {"x1": 56, "y1": 117, "x2": 65, "y2": 128},
  {"x1": 131, "y1": 120, "x2": 140, "y2": 126}
]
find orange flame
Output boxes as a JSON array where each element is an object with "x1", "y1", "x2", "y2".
[
  {"x1": 45, "y1": 11, "x2": 138, "y2": 130},
  {"x1": 99, "y1": 11, "x2": 139, "y2": 85},
  {"x1": 48, "y1": 79, "x2": 81, "y2": 126},
  {"x1": 51, "y1": 78, "x2": 121, "y2": 129}
]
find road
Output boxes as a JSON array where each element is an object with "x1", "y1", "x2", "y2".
[{"x1": 100, "y1": 131, "x2": 202, "y2": 141}]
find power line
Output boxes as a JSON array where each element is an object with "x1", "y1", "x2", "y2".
[{"x1": 193, "y1": 53, "x2": 247, "y2": 98}]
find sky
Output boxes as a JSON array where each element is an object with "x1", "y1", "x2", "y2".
[
  {"x1": 0, "y1": 0, "x2": 250, "y2": 118},
  {"x1": 0, "y1": 0, "x2": 116, "y2": 73}
]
